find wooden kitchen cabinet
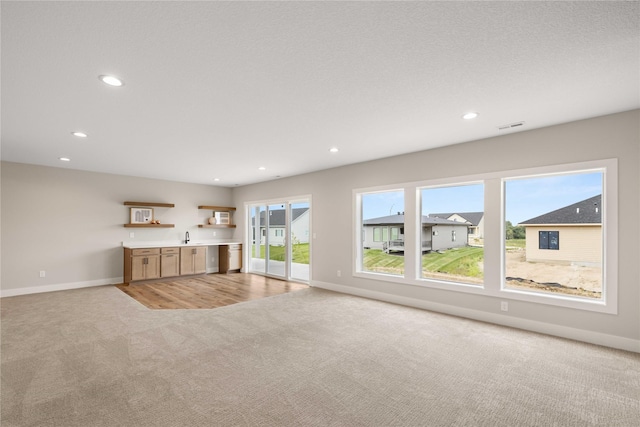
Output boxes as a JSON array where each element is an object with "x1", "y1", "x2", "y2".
[
  {"x1": 160, "y1": 247, "x2": 180, "y2": 278},
  {"x1": 219, "y1": 244, "x2": 242, "y2": 274},
  {"x1": 124, "y1": 245, "x2": 208, "y2": 284},
  {"x1": 125, "y1": 248, "x2": 160, "y2": 282},
  {"x1": 180, "y1": 246, "x2": 207, "y2": 275}
]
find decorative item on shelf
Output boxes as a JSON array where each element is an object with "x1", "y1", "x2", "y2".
[
  {"x1": 130, "y1": 208, "x2": 153, "y2": 224},
  {"x1": 196, "y1": 205, "x2": 236, "y2": 228},
  {"x1": 215, "y1": 211, "x2": 230, "y2": 225},
  {"x1": 123, "y1": 202, "x2": 175, "y2": 228}
]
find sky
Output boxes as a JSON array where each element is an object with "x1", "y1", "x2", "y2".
[
  {"x1": 505, "y1": 172, "x2": 602, "y2": 224},
  {"x1": 362, "y1": 171, "x2": 603, "y2": 224}
]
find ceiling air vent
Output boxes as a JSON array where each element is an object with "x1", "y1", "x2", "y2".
[{"x1": 498, "y1": 121, "x2": 525, "y2": 131}]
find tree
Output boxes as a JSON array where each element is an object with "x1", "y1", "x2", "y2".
[
  {"x1": 512, "y1": 225, "x2": 526, "y2": 239},
  {"x1": 505, "y1": 221, "x2": 514, "y2": 240},
  {"x1": 505, "y1": 221, "x2": 526, "y2": 240}
]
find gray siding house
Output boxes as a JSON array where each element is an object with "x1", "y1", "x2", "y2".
[
  {"x1": 363, "y1": 214, "x2": 469, "y2": 253},
  {"x1": 430, "y1": 211, "x2": 485, "y2": 242}
]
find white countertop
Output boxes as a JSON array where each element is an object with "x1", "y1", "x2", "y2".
[{"x1": 122, "y1": 239, "x2": 242, "y2": 249}]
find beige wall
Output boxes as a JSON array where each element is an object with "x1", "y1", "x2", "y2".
[
  {"x1": 525, "y1": 226, "x2": 602, "y2": 265},
  {"x1": 1, "y1": 110, "x2": 638, "y2": 347},
  {"x1": 1, "y1": 163, "x2": 233, "y2": 293},
  {"x1": 232, "y1": 110, "x2": 639, "y2": 345}
]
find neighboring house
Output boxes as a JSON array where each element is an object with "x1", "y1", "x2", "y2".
[
  {"x1": 430, "y1": 212, "x2": 485, "y2": 242},
  {"x1": 519, "y1": 195, "x2": 602, "y2": 266},
  {"x1": 253, "y1": 208, "x2": 310, "y2": 246},
  {"x1": 362, "y1": 214, "x2": 469, "y2": 253}
]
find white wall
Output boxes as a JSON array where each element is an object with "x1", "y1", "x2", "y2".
[
  {"x1": 1, "y1": 111, "x2": 637, "y2": 350},
  {"x1": 0, "y1": 163, "x2": 233, "y2": 295},
  {"x1": 232, "y1": 110, "x2": 640, "y2": 350}
]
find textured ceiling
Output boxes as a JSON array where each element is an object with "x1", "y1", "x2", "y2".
[{"x1": 2, "y1": 1, "x2": 638, "y2": 186}]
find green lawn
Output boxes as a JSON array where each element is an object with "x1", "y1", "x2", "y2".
[
  {"x1": 422, "y1": 247, "x2": 484, "y2": 277},
  {"x1": 251, "y1": 244, "x2": 309, "y2": 264},
  {"x1": 250, "y1": 241, "x2": 517, "y2": 275},
  {"x1": 363, "y1": 246, "x2": 485, "y2": 278}
]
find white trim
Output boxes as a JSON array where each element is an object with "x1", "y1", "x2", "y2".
[
  {"x1": 500, "y1": 160, "x2": 617, "y2": 314},
  {"x1": 352, "y1": 158, "x2": 618, "y2": 314},
  {"x1": 243, "y1": 194, "x2": 312, "y2": 282},
  {"x1": 1, "y1": 277, "x2": 123, "y2": 298},
  {"x1": 312, "y1": 280, "x2": 639, "y2": 353}
]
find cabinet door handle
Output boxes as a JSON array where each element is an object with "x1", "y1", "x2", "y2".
[{"x1": 192, "y1": 248, "x2": 196, "y2": 254}]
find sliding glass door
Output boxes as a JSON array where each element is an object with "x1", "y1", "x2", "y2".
[
  {"x1": 289, "y1": 201, "x2": 310, "y2": 282},
  {"x1": 247, "y1": 198, "x2": 310, "y2": 282}
]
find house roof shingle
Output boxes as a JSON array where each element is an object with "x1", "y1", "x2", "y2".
[
  {"x1": 252, "y1": 207, "x2": 308, "y2": 226},
  {"x1": 519, "y1": 195, "x2": 602, "y2": 225},
  {"x1": 429, "y1": 212, "x2": 484, "y2": 226},
  {"x1": 363, "y1": 214, "x2": 468, "y2": 226}
]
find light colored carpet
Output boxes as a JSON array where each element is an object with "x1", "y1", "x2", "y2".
[{"x1": 1, "y1": 285, "x2": 638, "y2": 426}]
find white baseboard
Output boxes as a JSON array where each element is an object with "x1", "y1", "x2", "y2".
[
  {"x1": 0, "y1": 277, "x2": 123, "y2": 298},
  {"x1": 312, "y1": 280, "x2": 640, "y2": 354}
]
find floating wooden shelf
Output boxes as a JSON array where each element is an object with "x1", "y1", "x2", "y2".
[
  {"x1": 124, "y1": 201, "x2": 174, "y2": 227},
  {"x1": 124, "y1": 223, "x2": 175, "y2": 228},
  {"x1": 198, "y1": 205, "x2": 236, "y2": 211},
  {"x1": 198, "y1": 205, "x2": 236, "y2": 228},
  {"x1": 124, "y1": 201, "x2": 175, "y2": 208}
]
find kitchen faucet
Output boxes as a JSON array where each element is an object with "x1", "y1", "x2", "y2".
[{"x1": 185, "y1": 231, "x2": 190, "y2": 244}]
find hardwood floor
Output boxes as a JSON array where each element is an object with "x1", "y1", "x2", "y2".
[{"x1": 115, "y1": 273, "x2": 308, "y2": 310}]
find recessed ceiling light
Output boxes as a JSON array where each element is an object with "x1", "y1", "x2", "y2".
[
  {"x1": 59, "y1": 157, "x2": 71, "y2": 162},
  {"x1": 329, "y1": 147, "x2": 339, "y2": 153},
  {"x1": 72, "y1": 131, "x2": 88, "y2": 138},
  {"x1": 462, "y1": 112, "x2": 479, "y2": 120},
  {"x1": 213, "y1": 178, "x2": 220, "y2": 182},
  {"x1": 258, "y1": 166, "x2": 266, "y2": 171},
  {"x1": 99, "y1": 75, "x2": 124, "y2": 87}
]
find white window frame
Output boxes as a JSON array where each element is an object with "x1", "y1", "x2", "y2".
[
  {"x1": 355, "y1": 187, "x2": 406, "y2": 277},
  {"x1": 499, "y1": 160, "x2": 616, "y2": 313},
  {"x1": 353, "y1": 159, "x2": 618, "y2": 314}
]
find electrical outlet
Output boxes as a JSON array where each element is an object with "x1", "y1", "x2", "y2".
[
  {"x1": 213, "y1": 231, "x2": 217, "y2": 237},
  {"x1": 39, "y1": 270, "x2": 46, "y2": 278},
  {"x1": 337, "y1": 270, "x2": 341, "y2": 277},
  {"x1": 501, "y1": 301, "x2": 509, "y2": 312},
  {"x1": 129, "y1": 232, "x2": 135, "y2": 238}
]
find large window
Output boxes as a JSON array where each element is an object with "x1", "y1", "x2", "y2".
[
  {"x1": 353, "y1": 159, "x2": 616, "y2": 313},
  {"x1": 420, "y1": 183, "x2": 484, "y2": 286},
  {"x1": 360, "y1": 190, "x2": 405, "y2": 276},
  {"x1": 504, "y1": 171, "x2": 604, "y2": 300}
]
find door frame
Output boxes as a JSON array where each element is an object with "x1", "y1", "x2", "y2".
[{"x1": 244, "y1": 195, "x2": 312, "y2": 283}]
